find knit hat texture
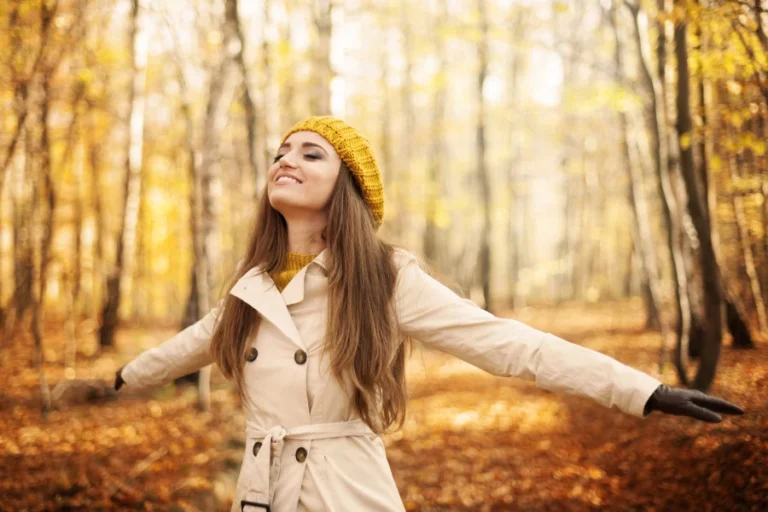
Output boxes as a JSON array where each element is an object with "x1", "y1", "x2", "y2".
[{"x1": 280, "y1": 116, "x2": 384, "y2": 227}]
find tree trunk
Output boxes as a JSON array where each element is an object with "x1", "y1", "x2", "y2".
[
  {"x1": 32, "y1": 72, "x2": 55, "y2": 418},
  {"x1": 476, "y1": 0, "x2": 491, "y2": 310},
  {"x1": 683, "y1": 6, "x2": 710, "y2": 359},
  {"x1": 397, "y1": 0, "x2": 414, "y2": 241},
  {"x1": 561, "y1": 172, "x2": 575, "y2": 302},
  {"x1": 726, "y1": 294, "x2": 755, "y2": 349},
  {"x1": 1, "y1": 3, "x2": 30, "y2": 198},
  {"x1": 628, "y1": 1, "x2": 690, "y2": 373},
  {"x1": 185, "y1": 7, "x2": 239, "y2": 411},
  {"x1": 609, "y1": 2, "x2": 664, "y2": 337},
  {"x1": 226, "y1": 0, "x2": 264, "y2": 189},
  {"x1": 168, "y1": 21, "x2": 205, "y2": 392},
  {"x1": 66, "y1": 84, "x2": 85, "y2": 373},
  {"x1": 674, "y1": 10, "x2": 723, "y2": 391},
  {"x1": 311, "y1": 0, "x2": 333, "y2": 115},
  {"x1": 578, "y1": 148, "x2": 601, "y2": 298},
  {"x1": 3, "y1": 1, "x2": 41, "y2": 339},
  {"x1": 100, "y1": 0, "x2": 147, "y2": 348},
  {"x1": 423, "y1": 0, "x2": 447, "y2": 263},
  {"x1": 259, "y1": 0, "x2": 273, "y2": 194},
  {"x1": 378, "y1": 30, "x2": 394, "y2": 239},
  {"x1": 9, "y1": 124, "x2": 36, "y2": 339},
  {"x1": 728, "y1": 129, "x2": 766, "y2": 337},
  {"x1": 87, "y1": 103, "x2": 105, "y2": 326},
  {"x1": 0, "y1": 172, "x2": 4, "y2": 331},
  {"x1": 505, "y1": 10, "x2": 525, "y2": 308},
  {"x1": 279, "y1": 0, "x2": 298, "y2": 127}
]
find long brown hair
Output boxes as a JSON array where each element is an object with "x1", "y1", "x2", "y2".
[{"x1": 210, "y1": 163, "x2": 409, "y2": 433}]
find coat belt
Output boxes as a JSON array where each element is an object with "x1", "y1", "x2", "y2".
[{"x1": 241, "y1": 419, "x2": 374, "y2": 511}]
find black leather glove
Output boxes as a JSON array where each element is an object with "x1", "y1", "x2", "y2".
[
  {"x1": 643, "y1": 384, "x2": 743, "y2": 422},
  {"x1": 114, "y1": 367, "x2": 126, "y2": 391}
]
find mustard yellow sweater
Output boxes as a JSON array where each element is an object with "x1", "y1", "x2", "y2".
[{"x1": 270, "y1": 252, "x2": 318, "y2": 291}]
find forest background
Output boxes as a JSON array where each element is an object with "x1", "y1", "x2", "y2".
[{"x1": 0, "y1": 0, "x2": 766, "y2": 510}]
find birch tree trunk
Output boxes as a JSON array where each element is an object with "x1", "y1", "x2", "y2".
[
  {"x1": 226, "y1": 0, "x2": 264, "y2": 188},
  {"x1": 100, "y1": 0, "x2": 147, "y2": 347},
  {"x1": 259, "y1": 0, "x2": 274, "y2": 193},
  {"x1": 423, "y1": 0, "x2": 447, "y2": 263},
  {"x1": 661, "y1": 0, "x2": 705, "y2": 358},
  {"x1": 609, "y1": 2, "x2": 664, "y2": 339},
  {"x1": 378, "y1": 26, "x2": 394, "y2": 237},
  {"x1": 166, "y1": 10, "x2": 208, "y2": 405},
  {"x1": 476, "y1": 0, "x2": 491, "y2": 310},
  {"x1": 279, "y1": 0, "x2": 298, "y2": 127},
  {"x1": 628, "y1": 1, "x2": 689, "y2": 371},
  {"x1": 505, "y1": 9, "x2": 525, "y2": 308},
  {"x1": 185, "y1": 6, "x2": 239, "y2": 411},
  {"x1": 396, "y1": 0, "x2": 414, "y2": 241},
  {"x1": 311, "y1": 0, "x2": 333, "y2": 115}
]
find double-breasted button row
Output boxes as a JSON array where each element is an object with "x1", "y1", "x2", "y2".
[
  {"x1": 252, "y1": 442, "x2": 307, "y2": 463},
  {"x1": 247, "y1": 348, "x2": 306, "y2": 364}
]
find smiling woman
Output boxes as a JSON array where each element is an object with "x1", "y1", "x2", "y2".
[{"x1": 115, "y1": 116, "x2": 742, "y2": 512}]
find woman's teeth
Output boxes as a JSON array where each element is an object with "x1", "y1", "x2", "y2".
[{"x1": 276, "y1": 176, "x2": 301, "y2": 184}]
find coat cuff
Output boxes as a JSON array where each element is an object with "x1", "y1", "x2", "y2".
[
  {"x1": 118, "y1": 361, "x2": 143, "y2": 392},
  {"x1": 627, "y1": 373, "x2": 662, "y2": 418}
]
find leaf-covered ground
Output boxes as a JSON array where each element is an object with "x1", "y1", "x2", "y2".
[{"x1": 0, "y1": 300, "x2": 765, "y2": 511}]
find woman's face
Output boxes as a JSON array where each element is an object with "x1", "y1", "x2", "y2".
[{"x1": 267, "y1": 131, "x2": 342, "y2": 219}]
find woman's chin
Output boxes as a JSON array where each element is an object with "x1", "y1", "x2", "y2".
[
  {"x1": 268, "y1": 195, "x2": 322, "y2": 218},
  {"x1": 268, "y1": 191, "x2": 302, "y2": 210}
]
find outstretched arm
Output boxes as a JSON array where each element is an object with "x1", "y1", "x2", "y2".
[
  {"x1": 115, "y1": 300, "x2": 222, "y2": 392},
  {"x1": 393, "y1": 251, "x2": 742, "y2": 421}
]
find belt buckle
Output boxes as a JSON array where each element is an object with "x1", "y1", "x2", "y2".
[{"x1": 241, "y1": 500, "x2": 270, "y2": 512}]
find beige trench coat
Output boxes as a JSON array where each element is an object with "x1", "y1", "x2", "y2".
[{"x1": 120, "y1": 249, "x2": 662, "y2": 512}]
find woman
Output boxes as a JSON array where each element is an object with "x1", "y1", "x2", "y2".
[{"x1": 115, "y1": 116, "x2": 743, "y2": 512}]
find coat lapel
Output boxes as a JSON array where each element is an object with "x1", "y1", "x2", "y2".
[{"x1": 229, "y1": 267, "x2": 305, "y2": 349}]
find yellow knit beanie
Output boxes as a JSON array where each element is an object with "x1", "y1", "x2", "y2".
[{"x1": 280, "y1": 116, "x2": 384, "y2": 227}]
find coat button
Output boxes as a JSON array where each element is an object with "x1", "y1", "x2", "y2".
[
  {"x1": 295, "y1": 447, "x2": 307, "y2": 463},
  {"x1": 252, "y1": 441, "x2": 262, "y2": 457},
  {"x1": 294, "y1": 349, "x2": 307, "y2": 365},
  {"x1": 246, "y1": 347, "x2": 258, "y2": 362}
]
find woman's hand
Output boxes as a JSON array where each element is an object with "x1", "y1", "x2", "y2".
[
  {"x1": 114, "y1": 367, "x2": 125, "y2": 391},
  {"x1": 643, "y1": 384, "x2": 744, "y2": 422}
]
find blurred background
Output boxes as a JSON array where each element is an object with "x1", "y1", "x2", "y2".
[{"x1": 1, "y1": 0, "x2": 766, "y2": 510}]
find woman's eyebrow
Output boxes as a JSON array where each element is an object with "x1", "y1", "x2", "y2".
[{"x1": 278, "y1": 142, "x2": 329, "y2": 155}]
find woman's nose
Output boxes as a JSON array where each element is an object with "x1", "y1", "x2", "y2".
[{"x1": 279, "y1": 153, "x2": 298, "y2": 168}]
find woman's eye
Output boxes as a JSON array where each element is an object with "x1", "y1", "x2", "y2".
[{"x1": 273, "y1": 153, "x2": 320, "y2": 163}]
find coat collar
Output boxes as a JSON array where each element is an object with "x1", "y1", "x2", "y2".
[{"x1": 228, "y1": 249, "x2": 330, "y2": 348}]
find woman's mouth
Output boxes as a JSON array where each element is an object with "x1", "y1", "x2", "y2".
[{"x1": 275, "y1": 175, "x2": 302, "y2": 185}]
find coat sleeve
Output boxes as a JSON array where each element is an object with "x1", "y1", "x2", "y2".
[
  {"x1": 393, "y1": 251, "x2": 661, "y2": 418},
  {"x1": 119, "y1": 300, "x2": 222, "y2": 391}
]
